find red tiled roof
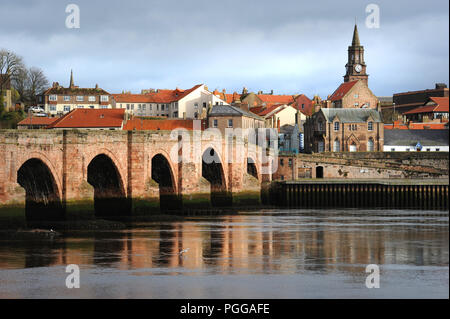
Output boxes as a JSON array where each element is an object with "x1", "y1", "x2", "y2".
[
  {"x1": 17, "y1": 117, "x2": 59, "y2": 126},
  {"x1": 329, "y1": 81, "x2": 358, "y2": 101},
  {"x1": 404, "y1": 97, "x2": 449, "y2": 115},
  {"x1": 258, "y1": 104, "x2": 285, "y2": 116},
  {"x1": 47, "y1": 109, "x2": 125, "y2": 128},
  {"x1": 291, "y1": 94, "x2": 314, "y2": 116},
  {"x1": 258, "y1": 94, "x2": 295, "y2": 104},
  {"x1": 430, "y1": 97, "x2": 449, "y2": 112},
  {"x1": 123, "y1": 118, "x2": 206, "y2": 131},
  {"x1": 112, "y1": 84, "x2": 203, "y2": 104}
]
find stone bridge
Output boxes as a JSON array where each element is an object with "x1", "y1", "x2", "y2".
[{"x1": 0, "y1": 129, "x2": 271, "y2": 222}]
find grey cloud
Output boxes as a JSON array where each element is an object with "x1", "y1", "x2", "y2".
[{"x1": 0, "y1": 0, "x2": 448, "y2": 97}]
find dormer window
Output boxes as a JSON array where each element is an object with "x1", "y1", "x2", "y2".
[{"x1": 334, "y1": 122, "x2": 340, "y2": 131}]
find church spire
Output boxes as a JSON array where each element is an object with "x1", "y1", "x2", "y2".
[
  {"x1": 352, "y1": 24, "x2": 360, "y2": 46},
  {"x1": 69, "y1": 69, "x2": 74, "y2": 88}
]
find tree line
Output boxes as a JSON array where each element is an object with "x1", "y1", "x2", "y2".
[{"x1": 0, "y1": 48, "x2": 49, "y2": 114}]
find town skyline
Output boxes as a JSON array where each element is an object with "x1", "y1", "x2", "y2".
[{"x1": 1, "y1": 0, "x2": 448, "y2": 97}]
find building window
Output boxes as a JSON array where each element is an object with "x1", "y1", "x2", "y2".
[
  {"x1": 203, "y1": 102, "x2": 207, "y2": 108},
  {"x1": 391, "y1": 148, "x2": 395, "y2": 152},
  {"x1": 77, "y1": 105, "x2": 84, "y2": 108},
  {"x1": 368, "y1": 121, "x2": 373, "y2": 131},
  {"x1": 64, "y1": 96, "x2": 70, "y2": 101},
  {"x1": 213, "y1": 119, "x2": 218, "y2": 127},
  {"x1": 64, "y1": 105, "x2": 70, "y2": 112},
  {"x1": 126, "y1": 104, "x2": 130, "y2": 110},
  {"x1": 354, "y1": 94, "x2": 359, "y2": 98},
  {"x1": 131, "y1": 104, "x2": 134, "y2": 110},
  {"x1": 49, "y1": 95, "x2": 57, "y2": 101},
  {"x1": 334, "y1": 122, "x2": 340, "y2": 131},
  {"x1": 88, "y1": 96, "x2": 95, "y2": 102},
  {"x1": 426, "y1": 148, "x2": 431, "y2": 152},
  {"x1": 228, "y1": 119, "x2": 233, "y2": 127},
  {"x1": 100, "y1": 95, "x2": 109, "y2": 102},
  {"x1": 89, "y1": 105, "x2": 95, "y2": 109},
  {"x1": 101, "y1": 105, "x2": 108, "y2": 109},
  {"x1": 280, "y1": 159, "x2": 284, "y2": 166},
  {"x1": 76, "y1": 96, "x2": 84, "y2": 101},
  {"x1": 142, "y1": 104, "x2": 146, "y2": 110},
  {"x1": 301, "y1": 103, "x2": 305, "y2": 109},
  {"x1": 161, "y1": 104, "x2": 165, "y2": 111},
  {"x1": 280, "y1": 175, "x2": 284, "y2": 181},
  {"x1": 406, "y1": 148, "x2": 410, "y2": 152},
  {"x1": 50, "y1": 105, "x2": 56, "y2": 111},
  {"x1": 288, "y1": 158, "x2": 292, "y2": 167},
  {"x1": 436, "y1": 148, "x2": 440, "y2": 152},
  {"x1": 318, "y1": 120, "x2": 324, "y2": 131}
]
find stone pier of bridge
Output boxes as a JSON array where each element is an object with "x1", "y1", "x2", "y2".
[{"x1": 0, "y1": 129, "x2": 270, "y2": 223}]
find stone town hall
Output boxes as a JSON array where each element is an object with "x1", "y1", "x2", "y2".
[{"x1": 304, "y1": 24, "x2": 384, "y2": 153}]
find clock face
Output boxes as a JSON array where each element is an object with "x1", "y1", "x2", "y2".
[{"x1": 354, "y1": 64, "x2": 362, "y2": 73}]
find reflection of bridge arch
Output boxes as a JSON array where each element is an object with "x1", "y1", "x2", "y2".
[
  {"x1": 17, "y1": 158, "x2": 64, "y2": 222},
  {"x1": 87, "y1": 154, "x2": 129, "y2": 218}
]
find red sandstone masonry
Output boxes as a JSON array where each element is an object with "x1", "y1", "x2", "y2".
[{"x1": 0, "y1": 130, "x2": 265, "y2": 208}]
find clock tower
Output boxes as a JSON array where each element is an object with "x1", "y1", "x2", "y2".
[{"x1": 344, "y1": 24, "x2": 369, "y2": 85}]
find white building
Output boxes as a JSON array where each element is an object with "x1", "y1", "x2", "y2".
[
  {"x1": 112, "y1": 84, "x2": 228, "y2": 119},
  {"x1": 384, "y1": 129, "x2": 449, "y2": 152},
  {"x1": 38, "y1": 71, "x2": 112, "y2": 115}
]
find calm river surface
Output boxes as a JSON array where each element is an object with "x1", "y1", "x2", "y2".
[{"x1": 0, "y1": 209, "x2": 448, "y2": 299}]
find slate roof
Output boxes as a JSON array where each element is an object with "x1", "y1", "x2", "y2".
[
  {"x1": 320, "y1": 108, "x2": 382, "y2": 123},
  {"x1": 384, "y1": 129, "x2": 449, "y2": 146},
  {"x1": 209, "y1": 104, "x2": 264, "y2": 120}
]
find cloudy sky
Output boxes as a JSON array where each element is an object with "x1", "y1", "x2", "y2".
[{"x1": 1, "y1": 0, "x2": 448, "y2": 98}]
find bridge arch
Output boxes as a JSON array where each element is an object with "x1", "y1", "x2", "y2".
[
  {"x1": 247, "y1": 157, "x2": 259, "y2": 180},
  {"x1": 87, "y1": 153, "x2": 129, "y2": 218},
  {"x1": 202, "y1": 147, "x2": 230, "y2": 207},
  {"x1": 17, "y1": 158, "x2": 64, "y2": 222},
  {"x1": 151, "y1": 152, "x2": 180, "y2": 211}
]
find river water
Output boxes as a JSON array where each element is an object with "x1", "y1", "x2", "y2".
[{"x1": 0, "y1": 209, "x2": 448, "y2": 299}]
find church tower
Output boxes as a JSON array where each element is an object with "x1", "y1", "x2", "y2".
[{"x1": 344, "y1": 24, "x2": 368, "y2": 85}]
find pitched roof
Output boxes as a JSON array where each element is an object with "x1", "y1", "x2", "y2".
[
  {"x1": 258, "y1": 104, "x2": 285, "y2": 117},
  {"x1": 384, "y1": 129, "x2": 449, "y2": 146},
  {"x1": 329, "y1": 81, "x2": 358, "y2": 101},
  {"x1": 47, "y1": 109, "x2": 125, "y2": 128},
  {"x1": 112, "y1": 84, "x2": 203, "y2": 104},
  {"x1": 43, "y1": 86, "x2": 110, "y2": 96},
  {"x1": 123, "y1": 118, "x2": 206, "y2": 131},
  {"x1": 404, "y1": 97, "x2": 449, "y2": 114},
  {"x1": 17, "y1": 117, "x2": 59, "y2": 126},
  {"x1": 257, "y1": 94, "x2": 295, "y2": 104},
  {"x1": 320, "y1": 108, "x2": 382, "y2": 123},
  {"x1": 209, "y1": 104, "x2": 264, "y2": 120}
]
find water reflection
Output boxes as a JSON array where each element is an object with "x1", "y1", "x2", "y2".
[{"x1": 0, "y1": 210, "x2": 448, "y2": 277}]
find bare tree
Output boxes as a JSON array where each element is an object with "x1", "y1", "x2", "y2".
[
  {"x1": 27, "y1": 67, "x2": 49, "y2": 102},
  {"x1": 0, "y1": 49, "x2": 25, "y2": 112}
]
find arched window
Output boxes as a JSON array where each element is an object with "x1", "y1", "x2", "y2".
[
  {"x1": 367, "y1": 138, "x2": 374, "y2": 152},
  {"x1": 333, "y1": 139, "x2": 340, "y2": 152},
  {"x1": 349, "y1": 142, "x2": 357, "y2": 152}
]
